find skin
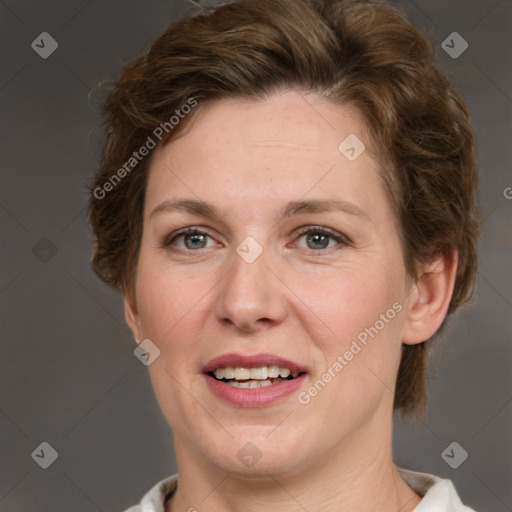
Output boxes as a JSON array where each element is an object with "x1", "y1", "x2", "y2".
[{"x1": 125, "y1": 89, "x2": 458, "y2": 512}]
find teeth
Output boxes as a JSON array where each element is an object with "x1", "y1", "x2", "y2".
[
  {"x1": 226, "y1": 378, "x2": 286, "y2": 388},
  {"x1": 267, "y1": 365, "x2": 280, "y2": 378},
  {"x1": 279, "y1": 367, "x2": 291, "y2": 378},
  {"x1": 250, "y1": 366, "x2": 268, "y2": 379},
  {"x1": 223, "y1": 367, "x2": 235, "y2": 379},
  {"x1": 213, "y1": 365, "x2": 299, "y2": 381},
  {"x1": 233, "y1": 367, "x2": 251, "y2": 380}
]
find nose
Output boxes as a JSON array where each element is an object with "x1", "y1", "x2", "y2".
[{"x1": 215, "y1": 242, "x2": 288, "y2": 333}]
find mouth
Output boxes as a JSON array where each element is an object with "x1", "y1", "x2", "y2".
[
  {"x1": 202, "y1": 353, "x2": 308, "y2": 407},
  {"x1": 208, "y1": 365, "x2": 306, "y2": 388}
]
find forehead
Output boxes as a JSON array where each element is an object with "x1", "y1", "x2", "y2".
[
  {"x1": 144, "y1": 90, "x2": 385, "y2": 217},
  {"x1": 170, "y1": 90, "x2": 368, "y2": 153}
]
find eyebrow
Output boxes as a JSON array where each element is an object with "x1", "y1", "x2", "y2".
[{"x1": 149, "y1": 198, "x2": 371, "y2": 222}]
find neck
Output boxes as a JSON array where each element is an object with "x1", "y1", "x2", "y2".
[{"x1": 166, "y1": 413, "x2": 421, "y2": 512}]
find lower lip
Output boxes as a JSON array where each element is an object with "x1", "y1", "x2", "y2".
[{"x1": 204, "y1": 374, "x2": 307, "y2": 407}]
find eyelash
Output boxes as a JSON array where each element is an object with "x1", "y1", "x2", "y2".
[{"x1": 161, "y1": 226, "x2": 351, "y2": 255}]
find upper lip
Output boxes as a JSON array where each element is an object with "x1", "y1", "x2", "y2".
[{"x1": 202, "y1": 353, "x2": 307, "y2": 374}]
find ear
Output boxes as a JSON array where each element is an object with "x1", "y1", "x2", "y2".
[
  {"x1": 124, "y1": 292, "x2": 143, "y2": 344},
  {"x1": 401, "y1": 247, "x2": 458, "y2": 345}
]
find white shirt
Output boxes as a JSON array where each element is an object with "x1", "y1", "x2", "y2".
[{"x1": 123, "y1": 466, "x2": 477, "y2": 512}]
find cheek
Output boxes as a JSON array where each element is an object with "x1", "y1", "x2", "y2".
[
  {"x1": 134, "y1": 253, "x2": 218, "y2": 350},
  {"x1": 294, "y1": 263, "x2": 401, "y2": 340},
  {"x1": 133, "y1": 258, "x2": 216, "y2": 413},
  {"x1": 289, "y1": 256, "x2": 406, "y2": 389}
]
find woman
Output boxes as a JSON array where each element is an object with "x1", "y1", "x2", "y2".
[{"x1": 88, "y1": 0, "x2": 481, "y2": 510}]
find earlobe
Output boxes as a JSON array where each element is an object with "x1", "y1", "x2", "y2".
[
  {"x1": 124, "y1": 293, "x2": 142, "y2": 343},
  {"x1": 401, "y1": 247, "x2": 458, "y2": 346}
]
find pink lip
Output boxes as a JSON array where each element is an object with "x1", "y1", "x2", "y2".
[
  {"x1": 203, "y1": 373, "x2": 308, "y2": 408},
  {"x1": 202, "y1": 353, "x2": 308, "y2": 408},
  {"x1": 202, "y1": 352, "x2": 307, "y2": 374}
]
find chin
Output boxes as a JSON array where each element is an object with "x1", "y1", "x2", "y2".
[{"x1": 204, "y1": 427, "x2": 311, "y2": 478}]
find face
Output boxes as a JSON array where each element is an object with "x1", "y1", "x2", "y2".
[{"x1": 126, "y1": 90, "x2": 418, "y2": 478}]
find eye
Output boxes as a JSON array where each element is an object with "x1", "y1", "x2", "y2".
[
  {"x1": 293, "y1": 226, "x2": 349, "y2": 253},
  {"x1": 163, "y1": 227, "x2": 218, "y2": 251},
  {"x1": 162, "y1": 225, "x2": 350, "y2": 254}
]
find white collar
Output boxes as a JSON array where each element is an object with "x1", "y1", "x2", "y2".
[{"x1": 127, "y1": 466, "x2": 476, "y2": 512}]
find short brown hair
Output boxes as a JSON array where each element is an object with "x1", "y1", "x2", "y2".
[{"x1": 88, "y1": 0, "x2": 482, "y2": 418}]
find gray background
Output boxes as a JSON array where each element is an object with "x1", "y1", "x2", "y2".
[{"x1": 0, "y1": 0, "x2": 510, "y2": 510}]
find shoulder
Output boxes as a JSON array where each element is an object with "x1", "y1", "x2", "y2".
[
  {"x1": 397, "y1": 466, "x2": 478, "y2": 512},
  {"x1": 121, "y1": 473, "x2": 178, "y2": 512}
]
